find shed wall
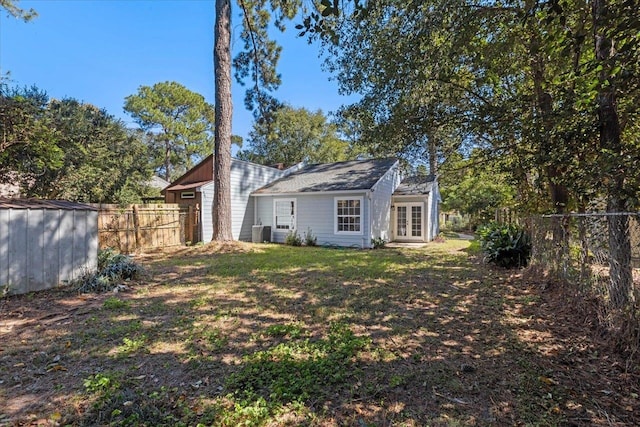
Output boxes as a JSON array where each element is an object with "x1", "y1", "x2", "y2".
[{"x1": 0, "y1": 208, "x2": 98, "y2": 295}]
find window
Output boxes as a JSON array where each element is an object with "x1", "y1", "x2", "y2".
[
  {"x1": 181, "y1": 191, "x2": 195, "y2": 199},
  {"x1": 335, "y1": 197, "x2": 362, "y2": 234},
  {"x1": 274, "y1": 199, "x2": 296, "y2": 231}
]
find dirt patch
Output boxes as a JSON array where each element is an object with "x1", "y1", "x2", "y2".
[{"x1": 1, "y1": 240, "x2": 638, "y2": 426}]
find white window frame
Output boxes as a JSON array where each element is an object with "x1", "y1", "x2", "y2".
[
  {"x1": 180, "y1": 191, "x2": 195, "y2": 199},
  {"x1": 334, "y1": 196, "x2": 363, "y2": 235},
  {"x1": 273, "y1": 198, "x2": 296, "y2": 232}
]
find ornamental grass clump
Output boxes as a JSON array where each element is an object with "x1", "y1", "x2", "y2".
[
  {"x1": 477, "y1": 223, "x2": 531, "y2": 268},
  {"x1": 75, "y1": 248, "x2": 145, "y2": 293}
]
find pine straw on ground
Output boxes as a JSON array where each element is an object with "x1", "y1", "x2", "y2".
[{"x1": 1, "y1": 239, "x2": 638, "y2": 426}]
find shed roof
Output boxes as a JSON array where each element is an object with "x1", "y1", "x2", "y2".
[
  {"x1": 253, "y1": 158, "x2": 398, "y2": 195},
  {"x1": 0, "y1": 198, "x2": 98, "y2": 210},
  {"x1": 164, "y1": 180, "x2": 212, "y2": 192},
  {"x1": 393, "y1": 175, "x2": 436, "y2": 196}
]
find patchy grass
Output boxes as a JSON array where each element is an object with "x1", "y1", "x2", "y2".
[{"x1": 0, "y1": 238, "x2": 638, "y2": 426}]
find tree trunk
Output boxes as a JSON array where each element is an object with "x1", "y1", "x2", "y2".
[
  {"x1": 213, "y1": 0, "x2": 233, "y2": 241},
  {"x1": 164, "y1": 137, "x2": 171, "y2": 182},
  {"x1": 427, "y1": 133, "x2": 438, "y2": 176},
  {"x1": 593, "y1": 0, "x2": 633, "y2": 310}
]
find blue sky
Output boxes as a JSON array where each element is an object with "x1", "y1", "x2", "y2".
[{"x1": 0, "y1": 0, "x2": 355, "y2": 149}]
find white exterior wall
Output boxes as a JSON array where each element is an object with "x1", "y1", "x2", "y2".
[
  {"x1": 200, "y1": 159, "x2": 286, "y2": 242},
  {"x1": 255, "y1": 192, "x2": 371, "y2": 248},
  {"x1": 370, "y1": 163, "x2": 402, "y2": 243},
  {"x1": 428, "y1": 181, "x2": 441, "y2": 240},
  {"x1": 0, "y1": 208, "x2": 98, "y2": 295}
]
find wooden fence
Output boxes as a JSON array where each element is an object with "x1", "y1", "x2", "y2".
[{"x1": 94, "y1": 204, "x2": 199, "y2": 253}]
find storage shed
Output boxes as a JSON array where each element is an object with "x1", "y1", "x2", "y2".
[{"x1": 0, "y1": 199, "x2": 98, "y2": 295}]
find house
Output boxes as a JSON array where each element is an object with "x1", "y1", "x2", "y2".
[
  {"x1": 162, "y1": 155, "x2": 293, "y2": 242},
  {"x1": 164, "y1": 157, "x2": 440, "y2": 248},
  {"x1": 252, "y1": 158, "x2": 440, "y2": 248}
]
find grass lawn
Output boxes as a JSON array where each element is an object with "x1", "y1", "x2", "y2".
[{"x1": 1, "y1": 237, "x2": 638, "y2": 426}]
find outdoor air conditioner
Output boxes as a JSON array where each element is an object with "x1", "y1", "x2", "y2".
[{"x1": 252, "y1": 225, "x2": 271, "y2": 243}]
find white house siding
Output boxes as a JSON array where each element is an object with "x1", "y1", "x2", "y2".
[
  {"x1": 254, "y1": 192, "x2": 371, "y2": 248},
  {"x1": 428, "y1": 181, "x2": 441, "y2": 240},
  {"x1": 201, "y1": 159, "x2": 287, "y2": 242},
  {"x1": 0, "y1": 207, "x2": 98, "y2": 295},
  {"x1": 370, "y1": 163, "x2": 402, "y2": 242},
  {"x1": 200, "y1": 182, "x2": 215, "y2": 242}
]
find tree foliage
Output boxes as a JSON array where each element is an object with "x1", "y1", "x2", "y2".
[
  {"x1": 0, "y1": 85, "x2": 153, "y2": 204},
  {"x1": 302, "y1": 0, "x2": 640, "y2": 215},
  {"x1": 439, "y1": 151, "x2": 516, "y2": 225},
  {"x1": 124, "y1": 81, "x2": 215, "y2": 181},
  {"x1": 237, "y1": 105, "x2": 349, "y2": 166},
  {"x1": 0, "y1": 0, "x2": 37, "y2": 21}
]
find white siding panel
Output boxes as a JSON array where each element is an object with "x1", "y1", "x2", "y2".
[
  {"x1": 428, "y1": 181, "x2": 441, "y2": 240},
  {"x1": 230, "y1": 160, "x2": 286, "y2": 241},
  {"x1": 370, "y1": 164, "x2": 401, "y2": 243},
  {"x1": 0, "y1": 208, "x2": 8, "y2": 288},
  {"x1": 58, "y1": 210, "x2": 75, "y2": 284},
  {"x1": 200, "y1": 159, "x2": 286, "y2": 242},
  {"x1": 257, "y1": 193, "x2": 370, "y2": 248},
  {"x1": 201, "y1": 182, "x2": 214, "y2": 242}
]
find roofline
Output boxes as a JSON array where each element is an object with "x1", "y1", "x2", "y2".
[
  {"x1": 392, "y1": 193, "x2": 431, "y2": 198},
  {"x1": 252, "y1": 189, "x2": 370, "y2": 197},
  {"x1": 166, "y1": 155, "x2": 284, "y2": 188}
]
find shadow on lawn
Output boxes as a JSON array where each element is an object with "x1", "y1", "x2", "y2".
[{"x1": 1, "y1": 239, "x2": 638, "y2": 426}]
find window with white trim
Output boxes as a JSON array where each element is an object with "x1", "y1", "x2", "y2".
[
  {"x1": 335, "y1": 197, "x2": 363, "y2": 234},
  {"x1": 181, "y1": 191, "x2": 195, "y2": 199},
  {"x1": 274, "y1": 199, "x2": 296, "y2": 231}
]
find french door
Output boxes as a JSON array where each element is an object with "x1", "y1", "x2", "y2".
[{"x1": 395, "y1": 203, "x2": 424, "y2": 240}]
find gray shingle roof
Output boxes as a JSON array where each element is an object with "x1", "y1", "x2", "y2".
[
  {"x1": 253, "y1": 158, "x2": 398, "y2": 195},
  {"x1": 393, "y1": 174, "x2": 436, "y2": 195}
]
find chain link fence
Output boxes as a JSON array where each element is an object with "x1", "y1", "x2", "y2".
[{"x1": 529, "y1": 213, "x2": 640, "y2": 350}]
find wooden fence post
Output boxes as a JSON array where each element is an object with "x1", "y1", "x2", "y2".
[{"x1": 132, "y1": 205, "x2": 142, "y2": 250}]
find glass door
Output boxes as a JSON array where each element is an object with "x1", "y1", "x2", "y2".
[{"x1": 395, "y1": 203, "x2": 423, "y2": 240}]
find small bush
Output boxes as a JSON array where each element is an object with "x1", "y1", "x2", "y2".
[
  {"x1": 303, "y1": 228, "x2": 317, "y2": 246},
  {"x1": 75, "y1": 249, "x2": 145, "y2": 293},
  {"x1": 285, "y1": 230, "x2": 302, "y2": 246},
  {"x1": 477, "y1": 223, "x2": 531, "y2": 268},
  {"x1": 372, "y1": 237, "x2": 386, "y2": 249}
]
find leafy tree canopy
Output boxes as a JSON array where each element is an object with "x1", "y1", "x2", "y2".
[
  {"x1": 0, "y1": 0, "x2": 37, "y2": 21},
  {"x1": 439, "y1": 151, "x2": 517, "y2": 225},
  {"x1": 237, "y1": 105, "x2": 350, "y2": 166},
  {"x1": 0, "y1": 85, "x2": 154, "y2": 204},
  {"x1": 124, "y1": 81, "x2": 215, "y2": 181}
]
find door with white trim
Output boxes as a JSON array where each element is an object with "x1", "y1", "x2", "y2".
[{"x1": 395, "y1": 203, "x2": 424, "y2": 240}]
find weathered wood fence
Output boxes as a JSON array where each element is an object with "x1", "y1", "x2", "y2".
[{"x1": 94, "y1": 204, "x2": 199, "y2": 253}]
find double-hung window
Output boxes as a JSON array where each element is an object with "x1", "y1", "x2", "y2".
[
  {"x1": 274, "y1": 199, "x2": 296, "y2": 231},
  {"x1": 335, "y1": 197, "x2": 363, "y2": 234}
]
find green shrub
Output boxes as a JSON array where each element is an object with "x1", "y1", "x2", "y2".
[
  {"x1": 75, "y1": 249, "x2": 145, "y2": 293},
  {"x1": 285, "y1": 230, "x2": 302, "y2": 246},
  {"x1": 372, "y1": 237, "x2": 386, "y2": 249},
  {"x1": 303, "y1": 228, "x2": 317, "y2": 246},
  {"x1": 477, "y1": 223, "x2": 531, "y2": 268}
]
